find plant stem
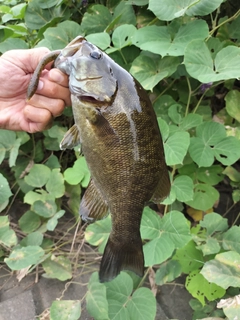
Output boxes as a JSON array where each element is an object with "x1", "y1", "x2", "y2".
[
  {"x1": 185, "y1": 77, "x2": 192, "y2": 117},
  {"x1": 119, "y1": 49, "x2": 127, "y2": 65},
  {"x1": 147, "y1": 17, "x2": 158, "y2": 26},
  {"x1": 192, "y1": 91, "x2": 207, "y2": 114},
  {"x1": 232, "y1": 211, "x2": 240, "y2": 226},
  {"x1": 137, "y1": 267, "x2": 150, "y2": 289},
  {"x1": 153, "y1": 78, "x2": 177, "y2": 104},
  {"x1": 207, "y1": 9, "x2": 240, "y2": 39}
]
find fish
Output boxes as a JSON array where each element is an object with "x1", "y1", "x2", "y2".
[{"x1": 27, "y1": 36, "x2": 171, "y2": 282}]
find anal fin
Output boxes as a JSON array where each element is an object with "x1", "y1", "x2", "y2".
[
  {"x1": 151, "y1": 168, "x2": 171, "y2": 203},
  {"x1": 60, "y1": 124, "x2": 81, "y2": 150},
  {"x1": 80, "y1": 179, "x2": 109, "y2": 222}
]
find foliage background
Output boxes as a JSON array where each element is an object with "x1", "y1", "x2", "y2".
[{"x1": 0, "y1": 0, "x2": 240, "y2": 319}]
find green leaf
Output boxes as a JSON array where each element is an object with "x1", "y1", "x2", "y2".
[
  {"x1": 0, "y1": 143, "x2": 5, "y2": 165},
  {"x1": 132, "y1": 20, "x2": 208, "y2": 57},
  {"x1": 64, "y1": 157, "x2": 90, "y2": 187},
  {"x1": 24, "y1": 190, "x2": 53, "y2": 205},
  {"x1": 0, "y1": 173, "x2": 12, "y2": 208},
  {"x1": 225, "y1": 90, "x2": 240, "y2": 122},
  {"x1": 185, "y1": 41, "x2": 240, "y2": 82},
  {"x1": 24, "y1": 164, "x2": 51, "y2": 188},
  {"x1": 199, "y1": 213, "x2": 228, "y2": 236},
  {"x1": 25, "y1": 0, "x2": 63, "y2": 30},
  {"x1": 125, "y1": 0, "x2": 148, "y2": 5},
  {"x1": 213, "y1": 136, "x2": 240, "y2": 166},
  {"x1": 20, "y1": 231, "x2": 43, "y2": 247},
  {"x1": 107, "y1": 24, "x2": 136, "y2": 53},
  {"x1": 161, "y1": 210, "x2": 191, "y2": 248},
  {"x1": 223, "y1": 166, "x2": 240, "y2": 183},
  {"x1": 173, "y1": 240, "x2": 204, "y2": 273},
  {"x1": 189, "y1": 121, "x2": 228, "y2": 167},
  {"x1": 142, "y1": 209, "x2": 191, "y2": 266},
  {"x1": 179, "y1": 113, "x2": 203, "y2": 131},
  {"x1": 38, "y1": 0, "x2": 60, "y2": 8},
  {"x1": 143, "y1": 236, "x2": 175, "y2": 267},
  {"x1": 0, "y1": 38, "x2": 28, "y2": 53},
  {"x1": 4, "y1": 246, "x2": 45, "y2": 270},
  {"x1": 9, "y1": 138, "x2": 21, "y2": 167},
  {"x1": 222, "y1": 226, "x2": 240, "y2": 254},
  {"x1": 197, "y1": 237, "x2": 221, "y2": 256},
  {"x1": 40, "y1": 21, "x2": 83, "y2": 50},
  {"x1": 86, "y1": 32, "x2": 111, "y2": 50},
  {"x1": 189, "y1": 137, "x2": 214, "y2": 167},
  {"x1": 130, "y1": 52, "x2": 179, "y2": 90},
  {"x1": 65, "y1": 183, "x2": 81, "y2": 219},
  {"x1": 50, "y1": 300, "x2": 81, "y2": 320},
  {"x1": 0, "y1": 130, "x2": 22, "y2": 166},
  {"x1": 155, "y1": 260, "x2": 182, "y2": 285},
  {"x1": 33, "y1": 199, "x2": 57, "y2": 218},
  {"x1": 46, "y1": 169, "x2": 65, "y2": 198},
  {"x1": 105, "y1": 272, "x2": 133, "y2": 304},
  {"x1": 105, "y1": 272, "x2": 156, "y2": 320},
  {"x1": 112, "y1": 1, "x2": 136, "y2": 27},
  {"x1": 196, "y1": 165, "x2": 223, "y2": 185},
  {"x1": 86, "y1": 272, "x2": 109, "y2": 320},
  {"x1": 126, "y1": 287, "x2": 156, "y2": 320},
  {"x1": 168, "y1": 104, "x2": 182, "y2": 124},
  {"x1": 201, "y1": 251, "x2": 240, "y2": 289},
  {"x1": 141, "y1": 206, "x2": 161, "y2": 240},
  {"x1": 0, "y1": 216, "x2": 17, "y2": 247},
  {"x1": 47, "y1": 210, "x2": 65, "y2": 231},
  {"x1": 85, "y1": 215, "x2": 111, "y2": 253},
  {"x1": 45, "y1": 155, "x2": 61, "y2": 170},
  {"x1": 10, "y1": 3, "x2": 26, "y2": 18},
  {"x1": 157, "y1": 118, "x2": 169, "y2": 142},
  {"x1": 149, "y1": 0, "x2": 224, "y2": 21},
  {"x1": 196, "y1": 122, "x2": 226, "y2": 145},
  {"x1": 186, "y1": 184, "x2": 219, "y2": 211},
  {"x1": 0, "y1": 129, "x2": 16, "y2": 147},
  {"x1": 164, "y1": 131, "x2": 190, "y2": 165},
  {"x1": 186, "y1": 270, "x2": 225, "y2": 306},
  {"x1": 81, "y1": 5, "x2": 112, "y2": 35},
  {"x1": 42, "y1": 255, "x2": 72, "y2": 281},
  {"x1": 172, "y1": 175, "x2": 194, "y2": 202}
]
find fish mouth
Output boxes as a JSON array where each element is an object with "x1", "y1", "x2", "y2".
[
  {"x1": 77, "y1": 76, "x2": 102, "y2": 81},
  {"x1": 80, "y1": 95, "x2": 106, "y2": 105}
]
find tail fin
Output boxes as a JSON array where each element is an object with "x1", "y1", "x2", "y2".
[{"x1": 99, "y1": 237, "x2": 144, "y2": 283}]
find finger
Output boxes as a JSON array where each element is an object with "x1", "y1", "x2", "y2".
[
  {"x1": 36, "y1": 75, "x2": 71, "y2": 106},
  {"x1": 48, "y1": 69, "x2": 69, "y2": 88},
  {"x1": 24, "y1": 104, "x2": 53, "y2": 133},
  {"x1": 27, "y1": 94, "x2": 65, "y2": 118},
  {"x1": 2, "y1": 47, "x2": 51, "y2": 73}
]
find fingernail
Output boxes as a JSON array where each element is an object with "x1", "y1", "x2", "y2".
[
  {"x1": 49, "y1": 69, "x2": 65, "y2": 83},
  {"x1": 37, "y1": 80, "x2": 44, "y2": 91}
]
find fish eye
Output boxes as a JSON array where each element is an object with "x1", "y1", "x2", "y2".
[{"x1": 90, "y1": 51, "x2": 102, "y2": 59}]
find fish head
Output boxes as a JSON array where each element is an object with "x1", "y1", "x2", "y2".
[{"x1": 55, "y1": 36, "x2": 117, "y2": 103}]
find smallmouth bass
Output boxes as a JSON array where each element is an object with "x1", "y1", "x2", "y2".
[{"x1": 27, "y1": 36, "x2": 170, "y2": 282}]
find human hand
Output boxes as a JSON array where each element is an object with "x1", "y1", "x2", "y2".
[{"x1": 0, "y1": 47, "x2": 71, "y2": 133}]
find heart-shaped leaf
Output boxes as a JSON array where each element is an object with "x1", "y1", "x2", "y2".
[{"x1": 185, "y1": 40, "x2": 240, "y2": 82}]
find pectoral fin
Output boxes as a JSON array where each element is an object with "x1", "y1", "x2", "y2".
[
  {"x1": 80, "y1": 179, "x2": 109, "y2": 222},
  {"x1": 151, "y1": 168, "x2": 171, "y2": 203},
  {"x1": 60, "y1": 124, "x2": 81, "y2": 150}
]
